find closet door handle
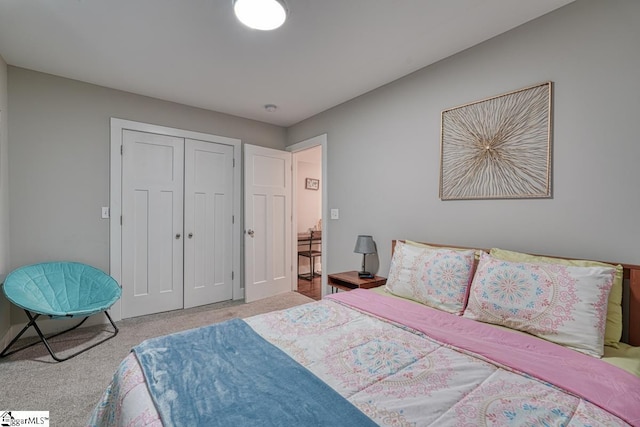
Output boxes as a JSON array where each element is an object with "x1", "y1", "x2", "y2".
[
  {"x1": 175, "y1": 233, "x2": 181, "y2": 239},
  {"x1": 188, "y1": 233, "x2": 193, "y2": 239},
  {"x1": 247, "y1": 229, "x2": 255, "y2": 238}
]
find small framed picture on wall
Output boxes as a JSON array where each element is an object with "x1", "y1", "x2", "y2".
[{"x1": 305, "y1": 178, "x2": 319, "y2": 190}]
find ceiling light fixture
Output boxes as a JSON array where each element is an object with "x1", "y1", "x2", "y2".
[
  {"x1": 264, "y1": 104, "x2": 277, "y2": 112},
  {"x1": 233, "y1": 0, "x2": 287, "y2": 31}
]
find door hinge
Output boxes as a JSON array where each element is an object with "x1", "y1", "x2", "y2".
[
  {"x1": 233, "y1": 158, "x2": 235, "y2": 167},
  {"x1": 120, "y1": 215, "x2": 123, "y2": 225},
  {"x1": 231, "y1": 271, "x2": 234, "y2": 280},
  {"x1": 232, "y1": 215, "x2": 235, "y2": 224},
  {"x1": 120, "y1": 145, "x2": 123, "y2": 155}
]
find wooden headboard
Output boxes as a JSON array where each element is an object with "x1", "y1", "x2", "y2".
[{"x1": 391, "y1": 240, "x2": 640, "y2": 346}]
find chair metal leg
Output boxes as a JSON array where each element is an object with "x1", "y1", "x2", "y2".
[
  {"x1": 298, "y1": 254, "x2": 321, "y2": 281},
  {"x1": 303, "y1": 254, "x2": 322, "y2": 279},
  {"x1": 0, "y1": 312, "x2": 42, "y2": 358},
  {"x1": 0, "y1": 309, "x2": 119, "y2": 362},
  {"x1": 298, "y1": 254, "x2": 312, "y2": 281}
]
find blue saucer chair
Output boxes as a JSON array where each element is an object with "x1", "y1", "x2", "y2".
[{"x1": 0, "y1": 262, "x2": 122, "y2": 362}]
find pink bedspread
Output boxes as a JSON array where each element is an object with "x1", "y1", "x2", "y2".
[
  {"x1": 329, "y1": 289, "x2": 640, "y2": 426},
  {"x1": 89, "y1": 291, "x2": 640, "y2": 426}
]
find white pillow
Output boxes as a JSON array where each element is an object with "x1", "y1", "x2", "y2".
[
  {"x1": 464, "y1": 252, "x2": 615, "y2": 357},
  {"x1": 386, "y1": 241, "x2": 475, "y2": 314}
]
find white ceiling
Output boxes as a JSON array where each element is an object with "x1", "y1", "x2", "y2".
[{"x1": 0, "y1": 0, "x2": 574, "y2": 127}]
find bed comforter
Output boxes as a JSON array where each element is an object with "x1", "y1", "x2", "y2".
[{"x1": 87, "y1": 289, "x2": 640, "y2": 426}]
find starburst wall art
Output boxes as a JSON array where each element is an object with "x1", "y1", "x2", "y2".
[{"x1": 439, "y1": 82, "x2": 552, "y2": 200}]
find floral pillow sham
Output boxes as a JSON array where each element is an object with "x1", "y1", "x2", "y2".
[
  {"x1": 463, "y1": 252, "x2": 615, "y2": 357},
  {"x1": 386, "y1": 241, "x2": 475, "y2": 315},
  {"x1": 489, "y1": 247, "x2": 624, "y2": 348}
]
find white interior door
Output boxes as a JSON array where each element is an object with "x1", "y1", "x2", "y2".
[
  {"x1": 244, "y1": 144, "x2": 292, "y2": 303},
  {"x1": 184, "y1": 139, "x2": 234, "y2": 308},
  {"x1": 121, "y1": 130, "x2": 184, "y2": 318}
]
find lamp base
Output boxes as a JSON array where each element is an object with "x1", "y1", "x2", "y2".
[{"x1": 358, "y1": 271, "x2": 374, "y2": 279}]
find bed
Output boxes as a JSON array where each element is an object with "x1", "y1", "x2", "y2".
[{"x1": 87, "y1": 241, "x2": 640, "y2": 426}]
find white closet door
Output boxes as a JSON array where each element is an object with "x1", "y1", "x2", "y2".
[
  {"x1": 121, "y1": 130, "x2": 184, "y2": 318},
  {"x1": 183, "y1": 139, "x2": 234, "y2": 308}
]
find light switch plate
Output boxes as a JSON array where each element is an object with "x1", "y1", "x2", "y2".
[
  {"x1": 101, "y1": 207, "x2": 110, "y2": 219},
  {"x1": 330, "y1": 209, "x2": 339, "y2": 219}
]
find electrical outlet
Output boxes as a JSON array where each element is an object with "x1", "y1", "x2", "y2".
[
  {"x1": 330, "y1": 208, "x2": 339, "y2": 220},
  {"x1": 101, "y1": 207, "x2": 110, "y2": 219}
]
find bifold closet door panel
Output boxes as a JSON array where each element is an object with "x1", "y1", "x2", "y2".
[
  {"x1": 183, "y1": 139, "x2": 234, "y2": 308},
  {"x1": 121, "y1": 130, "x2": 184, "y2": 318}
]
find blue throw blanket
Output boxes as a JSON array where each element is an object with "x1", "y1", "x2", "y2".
[{"x1": 133, "y1": 318, "x2": 377, "y2": 427}]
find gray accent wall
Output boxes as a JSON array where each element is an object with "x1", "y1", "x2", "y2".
[
  {"x1": 8, "y1": 67, "x2": 285, "y2": 270},
  {"x1": 0, "y1": 55, "x2": 9, "y2": 339},
  {"x1": 5, "y1": 67, "x2": 286, "y2": 327},
  {"x1": 287, "y1": 0, "x2": 640, "y2": 276}
]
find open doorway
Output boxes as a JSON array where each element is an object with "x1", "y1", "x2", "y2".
[{"x1": 289, "y1": 134, "x2": 327, "y2": 300}]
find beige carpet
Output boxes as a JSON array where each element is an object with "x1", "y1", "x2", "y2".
[{"x1": 0, "y1": 291, "x2": 314, "y2": 427}]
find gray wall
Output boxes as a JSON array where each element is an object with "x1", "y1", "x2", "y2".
[
  {"x1": 6, "y1": 67, "x2": 286, "y2": 325},
  {"x1": 8, "y1": 67, "x2": 286, "y2": 269},
  {"x1": 288, "y1": 0, "x2": 640, "y2": 276},
  {"x1": 0, "y1": 55, "x2": 9, "y2": 339}
]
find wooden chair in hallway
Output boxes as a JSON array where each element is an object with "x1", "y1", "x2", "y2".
[{"x1": 298, "y1": 230, "x2": 321, "y2": 281}]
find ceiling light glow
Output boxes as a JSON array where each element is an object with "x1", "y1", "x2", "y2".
[{"x1": 234, "y1": 0, "x2": 287, "y2": 31}]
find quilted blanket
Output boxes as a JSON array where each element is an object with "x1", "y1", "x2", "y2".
[
  {"x1": 88, "y1": 290, "x2": 640, "y2": 426},
  {"x1": 247, "y1": 291, "x2": 640, "y2": 426}
]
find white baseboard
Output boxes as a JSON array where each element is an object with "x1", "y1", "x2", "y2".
[{"x1": 0, "y1": 327, "x2": 10, "y2": 352}]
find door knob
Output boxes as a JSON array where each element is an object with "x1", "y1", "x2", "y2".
[
  {"x1": 188, "y1": 233, "x2": 193, "y2": 239},
  {"x1": 247, "y1": 229, "x2": 255, "y2": 237},
  {"x1": 175, "y1": 233, "x2": 181, "y2": 239}
]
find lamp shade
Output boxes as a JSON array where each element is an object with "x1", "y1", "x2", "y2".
[
  {"x1": 354, "y1": 235, "x2": 376, "y2": 255},
  {"x1": 233, "y1": 0, "x2": 287, "y2": 31}
]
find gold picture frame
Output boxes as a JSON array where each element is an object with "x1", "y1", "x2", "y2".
[{"x1": 439, "y1": 82, "x2": 552, "y2": 200}]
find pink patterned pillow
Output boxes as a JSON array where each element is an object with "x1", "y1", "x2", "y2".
[
  {"x1": 385, "y1": 241, "x2": 475, "y2": 314},
  {"x1": 463, "y1": 252, "x2": 615, "y2": 357}
]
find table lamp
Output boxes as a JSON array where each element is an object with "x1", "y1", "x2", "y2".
[{"x1": 354, "y1": 235, "x2": 376, "y2": 278}]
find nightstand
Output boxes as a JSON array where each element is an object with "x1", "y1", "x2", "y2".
[{"x1": 328, "y1": 271, "x2": 387, "y2": 293}]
